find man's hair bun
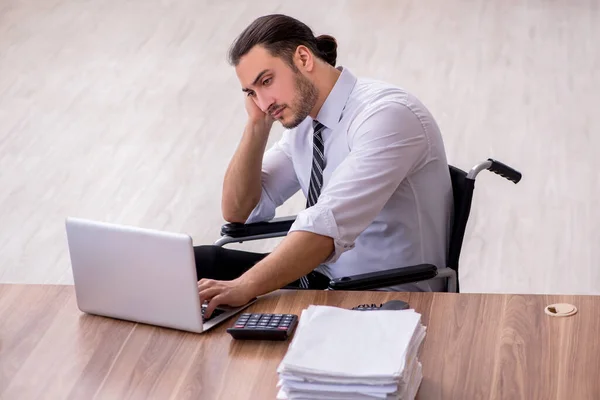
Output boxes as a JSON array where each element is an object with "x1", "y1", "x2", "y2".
[{"x1": 315, "y1": 34, "x2": 337, "y2": 66}]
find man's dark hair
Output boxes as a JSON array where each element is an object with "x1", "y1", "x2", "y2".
[{"x1": 227, "y1": 14, "x2": 338, "y2": 69}]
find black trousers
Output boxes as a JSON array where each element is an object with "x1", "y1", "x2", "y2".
[{"x1": 194, "y1": 245, "x2": 331, "y2": 290}]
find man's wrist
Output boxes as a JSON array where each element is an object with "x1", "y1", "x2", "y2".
[
  {"x1": 235, "y1": 272, "x2": 261, "y2": 299},
  {"x1": 246, "y1": 119, "x2": 273, "y2": 137}
]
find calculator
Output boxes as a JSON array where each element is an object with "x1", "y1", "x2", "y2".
[{"x1": 226, "y1": 313, "x2": 298, "y2": 340}]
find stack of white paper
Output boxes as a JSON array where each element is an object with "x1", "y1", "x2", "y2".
[{"x1": 276, "y1": 305, "x2": 426, "y2": 400}]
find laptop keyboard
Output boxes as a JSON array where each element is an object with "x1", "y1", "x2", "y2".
[{"x1": 201, "y1": 303, "x2": 226, "y2": 322}]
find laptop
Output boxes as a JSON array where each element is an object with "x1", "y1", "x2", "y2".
[{"x1": 65, "y1": 217, "x2": 255, "y2": 333}]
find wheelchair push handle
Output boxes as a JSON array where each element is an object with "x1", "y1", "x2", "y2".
[{"x1": 486, "y1": 158, "x2": 522, "y2": 184}]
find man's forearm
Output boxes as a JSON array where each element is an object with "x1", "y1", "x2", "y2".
[
  {"x1": 237, "y1": 231, "x2": 334, "y2": 296},
  {"x1": 221, "y1": 120, "x2": 272, "y2": 223}
]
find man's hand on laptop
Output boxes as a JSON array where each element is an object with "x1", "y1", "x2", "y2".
[{"x1": 198, "y1": 278, "x2": 254, "y2": 318}]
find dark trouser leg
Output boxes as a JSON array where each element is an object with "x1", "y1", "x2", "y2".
[
  {"x1": 194, "y1": 245, "x2": 331, "y2": 289},
  {"x1": 194, "y1": 245, "x2": 268, "y2": 281}
]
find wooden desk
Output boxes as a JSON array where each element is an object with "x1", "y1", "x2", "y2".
[{"x1": 1, "y1": 284, "x2": 599, "y2": 399}]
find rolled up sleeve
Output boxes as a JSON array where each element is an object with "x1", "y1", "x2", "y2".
[
  {"x1": 245, "y1": 131, "x2": 300, "y2": 224},
  {"x1": 288, "y1": 101, "x2": 429, "y2": 262}
]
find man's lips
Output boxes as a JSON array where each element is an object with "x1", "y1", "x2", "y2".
[{"x1": 271, "y1": 106, "x2": 285, "y2": 118}]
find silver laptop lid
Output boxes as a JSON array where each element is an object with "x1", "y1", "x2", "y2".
[{"x1": 65, "y1": 217, "x2": 204, "y2": 333}]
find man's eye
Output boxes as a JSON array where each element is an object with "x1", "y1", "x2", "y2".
[
  {"x1": 246, "y1": 91, "x2": 255, "y2": 97},
  {"x1": 262, "y1": 78, "x2": 272, "y2": 86}
]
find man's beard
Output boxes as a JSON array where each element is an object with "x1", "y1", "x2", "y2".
[{"x1": 281, "y1": 72, "x2": 318, "y2": 129}]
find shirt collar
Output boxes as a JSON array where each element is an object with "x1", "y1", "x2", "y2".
[{"x1": 314, "y1": 66, "x2": 357, "y2": 130}]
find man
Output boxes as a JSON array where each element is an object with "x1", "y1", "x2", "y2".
[{"x1": 197, "y1": 14, "x2": 453, "y2": 317}]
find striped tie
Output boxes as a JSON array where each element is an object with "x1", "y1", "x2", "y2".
[
  {"x1": 299, "y1": 120, "x2": 326, "y2": 289},
  {"x1": 306, "y1": 120, "x2": 326, "y2": 208}
]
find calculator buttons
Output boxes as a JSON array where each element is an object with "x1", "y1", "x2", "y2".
[{"x1": 227, "y1": 313, "x2": 298, "y2": 340}]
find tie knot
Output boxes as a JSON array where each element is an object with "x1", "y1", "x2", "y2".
[{"x1": 313, "y1": 120, "x2": 324, "y2": 134}]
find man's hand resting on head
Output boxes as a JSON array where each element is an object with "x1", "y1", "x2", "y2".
[{"x1": 198, "y1": 231, "x2": 334, "y2": 318}]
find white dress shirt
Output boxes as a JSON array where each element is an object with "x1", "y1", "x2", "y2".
[{"x1": 246, "y1": 67, "x2": 453, "y2": 291}]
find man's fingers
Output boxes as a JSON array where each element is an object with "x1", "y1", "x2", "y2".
[
  {"x1": 197, "y1": 279, "x2": 217, "y2": 292},
  {"x1": 198, "y1": 286, "x2": 223, "y2": 304},
  {"x1": 197, "y1": 278, "x2": 214, "y2": 288},
  {"x1": 205, "y1": 294, "x2": 226, "y2": 319}
]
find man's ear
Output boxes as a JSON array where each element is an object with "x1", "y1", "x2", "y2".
[{"x1": 295, "y1": 45, "x2": 314, "y2": 72}]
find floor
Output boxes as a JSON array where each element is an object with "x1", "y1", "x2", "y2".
[{"x1": 1, "y1": 0, "x2": 598, "y2": 294}]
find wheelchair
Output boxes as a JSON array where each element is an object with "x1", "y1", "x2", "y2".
[{"x1": 213, "y1": 159, "x2": 522, "y2": 293}]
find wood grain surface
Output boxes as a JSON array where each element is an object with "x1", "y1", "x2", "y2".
[{"x1": 1, "y1": 284, "x2": 599, "y2": 399}]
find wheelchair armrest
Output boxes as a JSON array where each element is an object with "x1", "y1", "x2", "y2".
[
  {"x1": 327, "y1": 264, "x2": 438, "y2": 291},
  {"x1": 220, "y1": 216, "x2": 297, "y2": 238}
]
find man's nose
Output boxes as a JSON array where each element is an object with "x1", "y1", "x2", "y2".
[{"x1": 256, "y1": 93, "x2": 274, "y2": 114}]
